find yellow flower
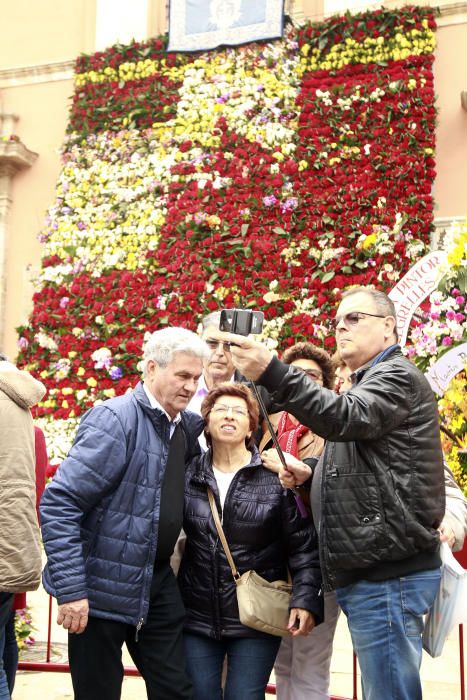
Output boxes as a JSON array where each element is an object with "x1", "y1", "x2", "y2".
[{"x1": 87, "y1": 377, "x2": 97, "y2": 388}]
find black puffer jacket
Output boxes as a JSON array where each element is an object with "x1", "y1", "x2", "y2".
[
  {"x1": 178, "y1": 448, "x2": 323, "y2": 639},
  {"x1": 258, "y1": 347, "x2": 445, "y2": 591}
]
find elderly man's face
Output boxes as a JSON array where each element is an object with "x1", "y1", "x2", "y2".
[
  {"x1": 202, "y1": 326, "x2": 235, "y2": 387},
  {"x1": 145, "y1": 352, "x2": 203, "y2": 419},
  {"x1": 335, "y1": 292, "x2": 395, "y2": 371}
]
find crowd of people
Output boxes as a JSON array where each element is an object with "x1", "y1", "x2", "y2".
[{"x1": 1, "y1": 287, "x2": 467, "y2": 700}]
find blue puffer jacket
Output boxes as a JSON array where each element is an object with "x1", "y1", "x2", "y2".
[{"x1": 40, "y1": 382, "x2": 203, "y2": 628}]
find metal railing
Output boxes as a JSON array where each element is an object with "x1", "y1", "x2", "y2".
[{"x1": 17, "y1": 595, "x2": 465, "y2": 700}]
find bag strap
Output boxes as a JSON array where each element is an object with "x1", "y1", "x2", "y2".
[{"x1": 207, "y1": 488, "x2": 239, "y2": 580}]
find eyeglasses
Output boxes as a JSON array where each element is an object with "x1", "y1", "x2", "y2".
[
  {"x1": 211, "y1": 404, "x2": 248, "y2": 417},
  {"x1": 298, "y1": 368, "x2": 323, "y2": 381},
  {"x1": 333, "y1": 311, "x2": 386, "y2": 330},
  {"x1": 205, "y1": 339, "x2": 231, "y2": 353}
]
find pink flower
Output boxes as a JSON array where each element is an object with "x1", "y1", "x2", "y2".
[{"x1": 441, "y1": 336, "x2": 453, "y2": 346}]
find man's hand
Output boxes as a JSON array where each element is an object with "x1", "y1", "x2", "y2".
[
  {"x1": 438, "y1": 519, "x2": 456, "y2": 549},
  {"x1": 57, "y1": 598, "x2": 89, "y2": 634},
  {"x1": 262, "y1": 449, "x2": 312, "y2": 488},
  {"x1": 218, "y1": 333, "x2": 273, "y2": 381},
  {"x1": 288, "y1": 608, "x2": 315, "y2": 637}
]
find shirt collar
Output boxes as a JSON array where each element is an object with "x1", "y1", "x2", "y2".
[{"x1": 143, "y1": 382, "x2": 181, "y2": 426}]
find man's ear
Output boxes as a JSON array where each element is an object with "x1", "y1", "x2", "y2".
[
  {"x1": 146, "y1": 359, "x2": 158, "y2": 375},
  {"x1": 384, "y1": 315, "x2": 397, "y2": 341}
]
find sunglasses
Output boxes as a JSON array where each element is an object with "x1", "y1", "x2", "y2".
[{"x1": 333, "y1": 311, "x2": 386, "y2": 330}]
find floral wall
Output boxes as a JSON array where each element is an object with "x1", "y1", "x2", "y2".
[{"x1": 17, "y1": 6, "x2": 446, "y2": 465}]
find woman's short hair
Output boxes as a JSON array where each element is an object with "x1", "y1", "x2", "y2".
[
  {"x1": 282, "y1": 342, "x2": 335, "y2": 389},
  {"x1": 142, "y1": 327, "x2": 210, "y2": 376},
  {"x1": 201, "y1": 382, "x2": 260, "y2": 448}
]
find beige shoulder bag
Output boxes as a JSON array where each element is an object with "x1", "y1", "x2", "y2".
[{"x1": 207, "y1": 488, "x2": 292, "y2": 637}]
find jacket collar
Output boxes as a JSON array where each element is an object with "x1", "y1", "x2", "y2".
[{"x1": 352, "y1": 344, "x2": 401, "y2": 384}]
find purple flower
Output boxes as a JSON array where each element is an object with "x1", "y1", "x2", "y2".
[
  {"x1": 280, "y1": 197, "x2": 298, "y2": 213},
  {"x1": 109, "y1": 366, "x2": 123, "y2": 380},
  {"x1": 263, "y1": 195, "x2": 278, "y2": 207},
  {"x1": 17, "y1": 337, "x2": 29, "y2": 350}
]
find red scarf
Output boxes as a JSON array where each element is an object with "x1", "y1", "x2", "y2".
[{"x1": 276, "y1": 412, "x2": 308, "y2": 457}]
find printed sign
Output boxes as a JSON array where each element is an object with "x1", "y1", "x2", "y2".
[
  {"x1": 425, "y1": 342, "x2": 467, "y2": 396},
  {"x1": 389, "y1": 250, "x2": 448, "y2": 346}
]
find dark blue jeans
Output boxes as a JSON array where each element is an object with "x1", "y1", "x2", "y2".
[
  {"x1": 3, "y1": 610, "x2": 17, "y2": 694},
  {"x1": 184, "y1": 632, "x2": 281, "y2": 700},
  {"x1": 336, "y1": 569, "x2": 441, "y2": 700},
  {"x1": 0, "y1": 593, "x2": 14, "y2": 700}
]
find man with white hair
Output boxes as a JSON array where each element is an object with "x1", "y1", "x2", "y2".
[{"x1": 41, "y1": 327, "x2": 209, "y2": 700}]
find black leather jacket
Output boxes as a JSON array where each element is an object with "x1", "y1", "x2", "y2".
[
  {"x1": 258, "y1": 347, "x2": 445, "y2": 591},
  {"x1": 178, "y1": 448, "x2": 323, "y2": 639}
]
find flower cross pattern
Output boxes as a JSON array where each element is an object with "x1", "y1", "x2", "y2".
[{"x1": 17, "y1": 7, "x2": 460, "y2": 473}]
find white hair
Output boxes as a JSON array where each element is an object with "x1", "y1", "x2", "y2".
[
  {"x1": 201, "y1": 311, "x2": 221, "y2": 332},
  {"x1": 142, "y1": 327, "x2": 210, "y2": 377}
]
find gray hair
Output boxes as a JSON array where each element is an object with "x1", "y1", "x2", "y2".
[
  {"x1": 200, "y1": 311, "x2": 221, "y2": 332},
  {"x1": 142, "y1": 327, "x2": 210, "y2": 376},
  {"x1": 341, "y1": 287, "x2": 398, "y2": 340}
]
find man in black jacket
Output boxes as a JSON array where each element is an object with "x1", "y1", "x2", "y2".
[{"x1": 222, "y1": 287, "x2": 445, "y2": 700}]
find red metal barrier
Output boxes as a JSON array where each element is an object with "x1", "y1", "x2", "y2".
[{"x1": 17, "y1": 595, "x2": 465, "y2": 700}]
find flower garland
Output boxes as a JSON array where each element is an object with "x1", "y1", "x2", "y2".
[
  {"x1": 408, "y1": 219, "x2": 467, "y2": 491},
  {"x1": 16, "y1": 7, "x2": 439, "y2": 461}
]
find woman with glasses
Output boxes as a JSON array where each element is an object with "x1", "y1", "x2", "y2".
[
  {"x1": 260, "y1": 342, "x2": 339, "y2": 700},
  {"x1": 178, "y1": 382, "x2": 323, "y2": 700}
]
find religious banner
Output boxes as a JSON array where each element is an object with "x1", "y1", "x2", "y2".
[
  {"x1": 389, "y1": 250, "x2": 448, "y2": 346},
  {"x1": 167, "y1": 0, "x2": 284, "y2": 52}
]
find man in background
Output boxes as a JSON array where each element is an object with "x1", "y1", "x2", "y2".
[{"x1": 187, "y1": 311, "x2": 236, "y2": 415}]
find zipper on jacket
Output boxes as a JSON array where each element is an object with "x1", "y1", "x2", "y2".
[{"x1": 135, "y1": 617, "x2": 144, "y2": 642}]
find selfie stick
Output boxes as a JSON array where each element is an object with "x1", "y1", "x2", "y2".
[{"x1": 249, "y1": 382, "x2": 309, "y2": 519}]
